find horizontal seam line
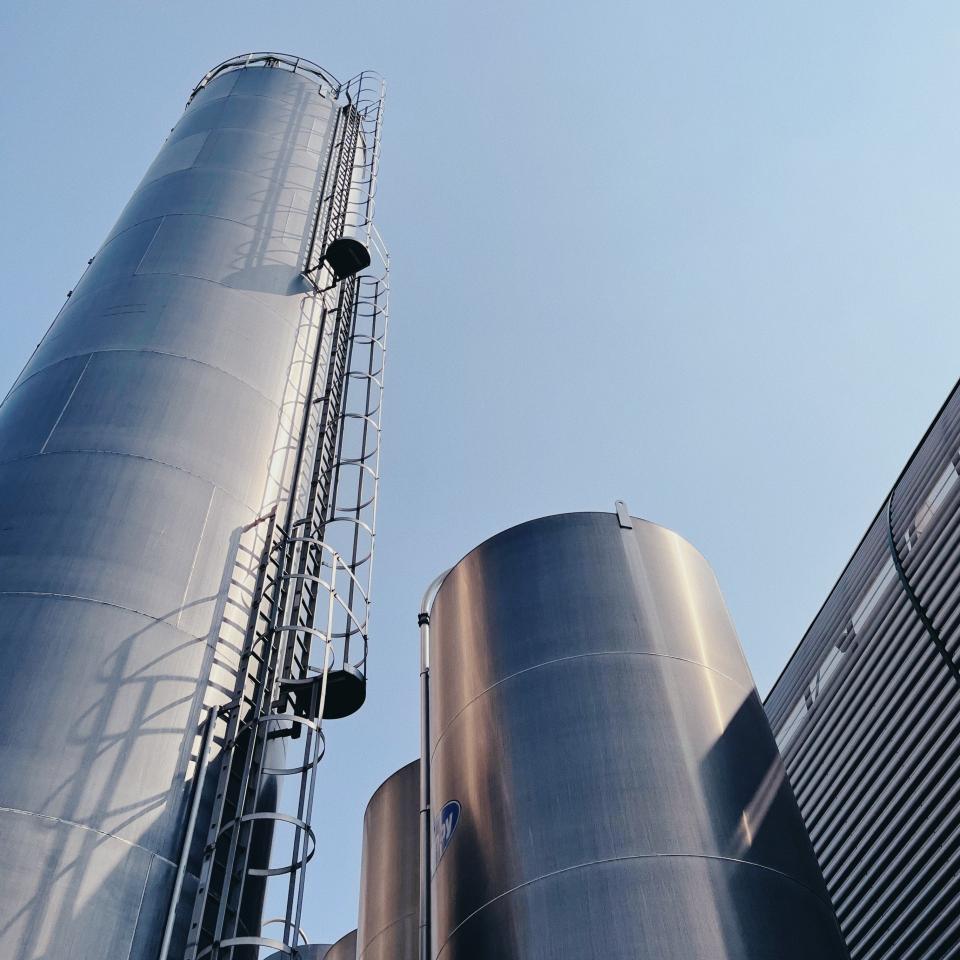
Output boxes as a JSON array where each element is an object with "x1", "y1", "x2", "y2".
[
  {"x1": 0, "y1": 589, "x2": 182, "y2": 623},
  {"x1": 192, "y1": 86, "x2": 327, "y2": 114},
  {"x1": 431, "y1": 650, "x2": 751, "y2": 757},
  {"x1": 438, "y1": 853, "x2": 834, "y2": 951},
  {"x1": 7, "y1": 347, "x2": 283, "y2": 410},
  {"x1": 0, "y1": 591, "x2": 238, "y2": 664},
  {"x1": 104, "y1": 210, "x2": 311, "y2": 248},
  {"x1": 0, "y1": 805, "x2": 178, "y2": 868},
  {"x1": 0, "y1": 449, "x2": 261, "y2": 513},
  {"x1": 139, "y1": 155, "x2": 325, "y2": 194},
  {"x1": 53, "y1": 265, "x2": 303, "y2": 326},
  {"x1": 358, "y1": 911, "x2": 417, "y2": 957}
]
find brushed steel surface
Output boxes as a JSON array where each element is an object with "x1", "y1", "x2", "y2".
[
  {"x1": 325, "y1": 930, "x2": 358, "y2": 960},
  {"x1": 429, "y1": 512, "x2": 848, "y2": 959},
  {"x1": 0, "y1": 61, "x2": 337, "y2": 959},
  {"x1": 358, "y1": 761, "x2": 419, "y2": 960},
  {"x1": 265, "y1": 948, "x2": 331, "y2": 960}
]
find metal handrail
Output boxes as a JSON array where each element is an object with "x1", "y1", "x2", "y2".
[{"x1": 188, "y1": 52, "x2": 340, "y2": 105}]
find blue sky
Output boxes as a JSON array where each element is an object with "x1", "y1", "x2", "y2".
[{"x1": 4, "y1": 0, "x2": 960, "y2": 944}]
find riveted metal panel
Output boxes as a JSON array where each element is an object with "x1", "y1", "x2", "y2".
[
  {"x1": 358, "y1": 761, "x2": 419, "y2": 960},
  {"x1": 429, "y1": 512, "x2": 848, "y2": 960},
  {"x1": 0, "y1": 58, "x2": 338, "y2": 959}
]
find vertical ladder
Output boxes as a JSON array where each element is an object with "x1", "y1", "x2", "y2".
[
  {"x1": 182, "y1": 109, "x2": 362, "y2": 960},
  {"x1": 281, "y1": 275, "x2": 358, "y2": 687},
  {"x1": 180, "y1": 69, "x2": 387, "y2": 960},
  {"x1": 183, "y1": 512, "x2": 286, "y2": 958}
]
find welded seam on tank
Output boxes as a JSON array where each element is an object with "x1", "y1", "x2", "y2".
[
  {"x1": 0, "y1": 805, "x2": 178, "y2": 867},
  {"x1": 0, "y1": 448, "x2": 265, "y2": 516},
  {"x1": 358, "y1": 910, "x2": 416, "y2": 958},
  {"x1": 167, "y1": 118, "x2": 330, "y2": 157},
  {"x1": 0, "y1": 590, "x2": 246, "y2": 667},
  {"x1": 38, "y1": 353, "x2": 92, "y2": 453},
  {"x1": 140, "y1": 143, "x2": 328, "y2": 197},
  {"x1": 49, "y1": 260, "x2": 304, "y2": 326},
  {"x1": 169, "y1": 114, "x2": 330, "y2": 156},
  {"x1": 124, "y1": 855, "x2": 155, "y2": 960},
  {"x1": 63, "y1": 213, "x2": 315, "y2": 301},
  {"x1": 177, "y1": 487, "x2": 216, "y2": 630},
  {"x1": 6, "y1": 347, "x2": 286, "y2": 415},
  {"x1": 195, "y1": 81, "x2": 333, "y2": 115},
  {"x1": 0, "y1": 588, "x2": 185, "y2": 623},
  {"x1": 437, "y1": 853, "x2": 836, "y2": 952},
  {"x1": 430, "y1": 650, "x2": 752, "y2": 757},
  {"x1": 129, "y1": 211, "x2": 315, "y2": 269},
  {"x1": 110, "y1": 184, "x2": 322, "y2": 245}
]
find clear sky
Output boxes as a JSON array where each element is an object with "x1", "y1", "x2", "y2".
[{"x1": 3, "y1": 0, "x2": 960, "y2": 945}]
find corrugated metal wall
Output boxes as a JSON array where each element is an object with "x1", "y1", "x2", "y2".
[{"x1": 767, "y1": 382, "x2": 960, "y2": 959}]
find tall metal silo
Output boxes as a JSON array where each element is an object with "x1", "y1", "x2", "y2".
[
  {"x1": 425, "y1": 509, "x2": 849, "y2": 959},
  {"x1": 0, "y1": 53, "x2": 388, "y2": 960},
  {"x1": 357, "y1": 761, "x2": 419, "y2": 960}
]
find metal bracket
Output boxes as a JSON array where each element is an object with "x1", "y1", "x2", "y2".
[{"x1": 615, "y1": 500, "x2": 633, "y2": 529}]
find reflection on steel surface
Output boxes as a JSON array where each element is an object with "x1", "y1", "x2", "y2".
[
  {"x1": 324, "y1": 929, "x2": 358, "y2": 960},
  {"x1": 358, "y1": 761, "x2": 419, "y2": 960},
  {"x1": 427, "y1": 511, "x2": 849, "y2": 959},
  {"x1": 0, "y1": 54, "x2": 387, "y2": 960}
]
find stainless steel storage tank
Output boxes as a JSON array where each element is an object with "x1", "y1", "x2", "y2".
[
  {"x1": 326, "y1": 929, "x2": 358, "y2": 960},
  {"x1": 0, "y1": 56, "x2": 352, "y2": 958},
  {"x1": 428, "y1": 511, "x2": 849, "y2": 959},
  {"x1": 357, "y1": 761, "x2": 419, "y2": 960},
  {"x1": 265, "y1": 945, "x2": 331, "y2": 960}
]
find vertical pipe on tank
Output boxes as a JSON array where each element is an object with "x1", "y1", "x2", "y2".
[{"x1": 417, "y1": 571, "x2": 447, "y2": 960}]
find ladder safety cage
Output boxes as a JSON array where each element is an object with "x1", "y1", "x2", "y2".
[
  {"x1": 180, "y1": 56, "x2": 389, "y2": 960},
  {"x1": 304, "y1": 70, "x2": 386, "y2": 285}
]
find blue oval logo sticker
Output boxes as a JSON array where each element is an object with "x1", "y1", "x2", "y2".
[{"x1": 433, "y1": 800, "x2": 461, "y2": 872}]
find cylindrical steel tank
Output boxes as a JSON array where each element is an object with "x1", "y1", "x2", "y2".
[
  {"x1": 266, "y1": 946, "x2": 331, "y2": 960},
  {"x1": 357, "y1": 761, "x2": 419, "y2": 960},
  {"x1": 428, "y1": 511, "x2": 849, "y2": 959},
  {"x1": 326, "y1": 929, "x2": 358, "y2": 960},
  {"x1": 0, "y1": 58, "x2": 342, "y2": 958}
]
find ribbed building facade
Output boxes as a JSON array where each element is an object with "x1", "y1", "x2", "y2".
[{"x1": 766, "y1": 381, "x2": 960, "y2": 959}]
